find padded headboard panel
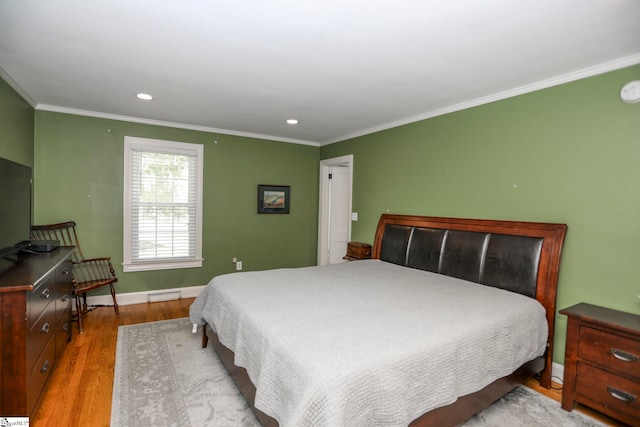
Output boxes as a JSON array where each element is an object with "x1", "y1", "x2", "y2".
[
  {"x1": 380, "y1": 224, "x2": 543, "y2": 297},
  {"x1": 372, "y1": 214, "x2": 567, "y2": 388}
]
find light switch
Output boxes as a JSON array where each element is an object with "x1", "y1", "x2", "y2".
[{"x1": 351, "y1": 212, "x2": 358, "y2": 221}]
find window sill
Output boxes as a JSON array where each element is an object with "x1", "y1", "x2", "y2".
[{"x1": 122, "y1": 259, "x2": 203, "y2": 272}]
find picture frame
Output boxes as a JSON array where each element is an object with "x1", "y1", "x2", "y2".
[{"x1": 257, "y1": 184, "x2": 290, "y2": 214}]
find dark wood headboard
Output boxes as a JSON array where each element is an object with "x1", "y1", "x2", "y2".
[{"x1": 372, "y1": 214, "x2": 567, "y2": 387}]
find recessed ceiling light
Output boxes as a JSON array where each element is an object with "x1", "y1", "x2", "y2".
[
  {"x1": 136, "y1": 93, "x2": 153, "y2": 101},
  {"x1": 286, "y1": 119, "x2": 299, "y2": 125}
]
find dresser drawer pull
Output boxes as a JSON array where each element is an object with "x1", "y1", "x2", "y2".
[
  {"x1": 40, "y1": 360, "x2": 50, "y2": 374},
  {"x1": 610, "y1": 348, "x2": 639, "y2": 362},
  {"x1": 41, "y1": 288, "x2": 51, "y2": 299},
  {"x1": 62, "y1": 294, "x2": 70, "y2": 302},
  {"x1": 62, "y1": 323, "x2": 69, "y2": 332},
  {"x1": 607, "y1": 386, "x2": 637, "y2": 403},
  {"x1": 40, "y1": 322, "x2": 50, "y2": 334}
]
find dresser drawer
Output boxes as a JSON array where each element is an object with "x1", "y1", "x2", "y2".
[
  {"x1": 575, "y1": 362, "x2": 640, "y2": 424},
  {"x1": 56, "y1": 261, "x2": 72, "y2": 285},
  {"x1": 27, "y1": 339, "x2": 56, "y2": 416},
  {"x1": 27, "y1": 306, "x2": 57, "y2": 371},
  {"x1": 55, "y1": 287, "x2": 72, "y2": 322},
  {"x1": 578, "y1": 325, "x2": 640, "y2": 379},
  {"x1": 28, "y1": 275, "x2": 56, "y2": 328},
  {"x1": 55, "y1": 310, "x2": 72, "y2": 358}
]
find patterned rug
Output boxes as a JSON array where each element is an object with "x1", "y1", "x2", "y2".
[{"x1": 111, "y1": 318, "x2": 606, "y2": 427}]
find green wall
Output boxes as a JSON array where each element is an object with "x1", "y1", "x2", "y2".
[
  {"x1": 5, "y1": 64, "x2": 640, "y2": 365},
  {"x1": 0, "y1": 78, "x2": 34, "y2": 166},
  {"x1": 321, "y1": 65, "x2": 640, "y2": 363},
  {"x1": 33, "y1": 112, "x2": 320, "y2": 293}
]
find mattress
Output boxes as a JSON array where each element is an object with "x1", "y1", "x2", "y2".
[{"x1": 189, "y1": 259, "x2": 548, "y2": 427}]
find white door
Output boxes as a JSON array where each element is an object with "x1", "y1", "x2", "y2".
[
  {"x1": 318, "y1": 155, "x2": 353, "y2": 265},
  {"x1": 327, "y1": 166, "x2": 350, "y2": 264}
]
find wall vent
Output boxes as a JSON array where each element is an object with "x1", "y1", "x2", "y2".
[{"x1": 147, "y1": 290, "x2": 182, "y2": 303}]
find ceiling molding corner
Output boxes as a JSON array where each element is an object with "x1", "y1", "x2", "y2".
[{"x1": 0, "y1": 66, "x2": 37, "y2": 107}]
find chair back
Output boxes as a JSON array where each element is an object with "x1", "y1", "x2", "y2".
[{"x1": 31, "y1": 221, "x2": 84, "y2": 262}]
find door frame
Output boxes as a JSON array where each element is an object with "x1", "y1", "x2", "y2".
[{"x1": 317, "y1": 154, "x2": 354, "y2": 265}]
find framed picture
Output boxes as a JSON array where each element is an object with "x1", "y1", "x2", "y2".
[{"x1": 257, "y1": 184, "x2": 290, "y2": 214}]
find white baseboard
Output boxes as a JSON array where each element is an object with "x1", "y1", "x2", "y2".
[
  {"x1": 84, "y1": 285, "x2": 205, "y2": 307},
  {"x1": 551, "y1": 361, "x2": 564, "y2": 385}
]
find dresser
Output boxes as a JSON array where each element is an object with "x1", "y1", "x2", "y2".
[
  {"x1": 560, "y1": 303, "x2": 640, "y2": 426},
  {"x1": 0, "y1": 247, "x2": 74, "y2": 417}
]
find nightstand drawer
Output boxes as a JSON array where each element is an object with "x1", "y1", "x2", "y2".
[
  {"x1": 575, "y1": 362, "x2": 640, "y2": 423},
  {"x1": 578, "y1": 325, "x2": 640, "y2": 379}
]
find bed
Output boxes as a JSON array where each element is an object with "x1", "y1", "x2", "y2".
[{"x1": 189, "y1": 214, "x2": 567, "y2": 426}]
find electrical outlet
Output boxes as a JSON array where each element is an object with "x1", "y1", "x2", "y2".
[{"x1": 236, "y1": 261, "x2": 243, "y2": 271}]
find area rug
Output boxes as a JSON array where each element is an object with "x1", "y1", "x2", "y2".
[{"x1": 111, "y1": 318, "x2": 606, "y2": 427}]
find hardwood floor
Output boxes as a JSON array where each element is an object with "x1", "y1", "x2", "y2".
[
  {"x1": 32, "y1": 298, "x2": 623, "y2": 426},
  {"x1": 32, "y1": 298, "x2": 195, "y2": 427}
]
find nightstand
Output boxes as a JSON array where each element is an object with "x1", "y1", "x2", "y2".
[
  {"x1": 343, "y1": 242, "x2": 372, "y2": 261},
  {"x1": 560, "y1": 303, "x2": 640, "y2": 426}
]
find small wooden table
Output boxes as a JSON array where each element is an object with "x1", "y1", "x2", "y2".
[
  {"x1": 560, "y1": 303, "x2": 640, "y2": 426},
  {"x1": 343, "y1": 242, "x2": 372, "y2": 261}
]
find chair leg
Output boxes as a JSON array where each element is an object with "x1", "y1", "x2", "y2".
[
  {"x1": 110, "y1": 284, "x2": 120, "y2": 317},
  {"x1": 75, "y1": 292, "x2": 84, "y2": 334}
]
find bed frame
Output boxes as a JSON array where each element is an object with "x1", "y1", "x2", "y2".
[{"x1": 202, "y1": 214, "x2": 567, "y2": 426}]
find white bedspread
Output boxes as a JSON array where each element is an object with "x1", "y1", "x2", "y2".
[{"x1": 189, "y1": 260, "x2": 548, "y2": 427}]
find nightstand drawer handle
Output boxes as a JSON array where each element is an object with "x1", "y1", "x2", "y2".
[
  {"x1": 607, "y1": 386, "x2": 636, "y2": 403},
  {"x1": 610, "y1": 348, "x2": 639, "y2": 362}
]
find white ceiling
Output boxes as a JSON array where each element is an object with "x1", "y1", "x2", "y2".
[{"x1": 1, "y1": 1, "x2": 639, "y2": 146}]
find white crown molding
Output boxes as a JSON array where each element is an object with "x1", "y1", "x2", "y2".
[
  {"x1": 0, "y1": 65, "x2": 37, "y2": 107},
  {"x1": 34, "y1": 104, "x2": 321, "y2": 147},
  {"x1": 320, "y1": 53, "x2": 640, "y2": 146},
  {"x1": 4, "y1": 53, "x2": 638, "y2": 147}
]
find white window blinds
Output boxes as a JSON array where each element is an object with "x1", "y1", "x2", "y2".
[{"x1": 123, "y1": 137, "x2": 203, "y2": 272}]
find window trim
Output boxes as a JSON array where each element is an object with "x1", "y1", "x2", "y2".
[{"x1": 123, "y1": 136, "x2": 204, "y2": 272}]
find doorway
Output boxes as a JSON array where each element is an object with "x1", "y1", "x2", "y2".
[{"x1": 317, "y1": 155, "x2": 353, "y2": 265}]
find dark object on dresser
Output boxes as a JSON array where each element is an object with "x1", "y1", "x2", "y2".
[
  {"x1": 0, "y1": 247, "x2": 74, "y2": 417},
  {"x1": 31, "y1": 221, "x2": 119, "y2": 334},
  {"x1": 343, "y1": 241, "x2": 372, "y2": 260},
  {"x1": 560, "y1": 303, "x2": 640, "y2": 426},
  {"x1": 30, "y1": 239, "x2": 60, "y2": 252}
]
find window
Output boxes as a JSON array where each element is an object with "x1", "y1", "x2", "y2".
[{"x1": 123, "y1": 136, "x2": 203, "y2": 272}]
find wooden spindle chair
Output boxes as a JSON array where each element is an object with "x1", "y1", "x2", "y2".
[{"x1": 30, "y1": 221, "x2": 119, "y2": 333}]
